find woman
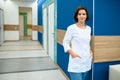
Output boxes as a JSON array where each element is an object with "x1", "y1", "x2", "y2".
[{"x1": 63, "y1": 6, "x2": 93, "y2": 80}]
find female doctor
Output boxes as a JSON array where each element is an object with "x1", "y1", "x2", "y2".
[{"x1": 63, "y1": 6, "x2": 93, "y2": 80}]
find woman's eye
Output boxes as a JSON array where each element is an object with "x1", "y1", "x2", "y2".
[{"x1": 83, "y1": 13, "x2": 86, "y2": 15}]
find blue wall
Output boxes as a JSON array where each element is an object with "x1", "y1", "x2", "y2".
[
  {"x1": 57, "y1": 0, "x2": 93, "y2": 80},
  {"x1": 38, "y1": 0, "x2": 46, "y2": 25},
  {"x1": 37, "y1": 0, "x2": 46, "y2": 44},
  {"x1": 95, "y1": 0, "x2": 120, "y2": 35},
  {"x1": 57, "y1": 43, "x2": 70, "y2": 77},
  {"x1": 94, "y1": 0, "x2": 120, "y2": 80},
  {"x1": 38, "y1": 32, "x2": 43, "y2": 44}
]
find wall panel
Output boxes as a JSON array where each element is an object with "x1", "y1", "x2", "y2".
[{"x1": 94, "y1": 36, "x2": 120, "y2": 62}]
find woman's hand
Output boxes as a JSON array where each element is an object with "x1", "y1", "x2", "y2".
[
  {"x1": 90, "y1": 50, "x2": 93, "y2": 57},
  {"x1": 71, "y1": 52, "x2": 80, "y2": 58},
  {"x1": 68, "y1": 49, "x2": 80, "y2": 58}
]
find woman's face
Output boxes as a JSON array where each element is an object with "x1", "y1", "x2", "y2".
[{"x1": 77, "y1": 9, "x2": 87, "y2": 23}]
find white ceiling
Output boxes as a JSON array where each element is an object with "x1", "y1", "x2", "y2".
[{"x1": 11, "y1": 0, "x2": 37, "y2": 2}]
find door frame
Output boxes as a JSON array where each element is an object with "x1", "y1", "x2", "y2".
[
  {"x1": 42, "y1": 1, "x2": 57, "y2": 61},
  {"x1": 43, "y1": 7, "x2": 48, "y2": 53},
  {"x1": 19, "y1": 12, "x2": 28, "y2": 36}
]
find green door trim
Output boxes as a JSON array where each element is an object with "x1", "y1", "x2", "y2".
[{"x1": 19, "y1": 12, "x2": 28, "y2": 36}]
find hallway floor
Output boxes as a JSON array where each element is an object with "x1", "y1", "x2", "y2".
[{"x1": 0, "y1": 40, "x2": 67, "y2": 80}]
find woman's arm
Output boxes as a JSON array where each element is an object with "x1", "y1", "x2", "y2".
[{"x1": 63, "y1": 27, "x2": 80, "y2": 58}]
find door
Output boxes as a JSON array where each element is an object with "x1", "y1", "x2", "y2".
[
  {"x1": 43, "y1": 8, "x2": 48, "y2": 52},
  {"x1": 48, "y1": 3, "x2": 55, "y2": 61}
]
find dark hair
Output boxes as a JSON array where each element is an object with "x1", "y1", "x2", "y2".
[{"x1": 74, "y1": 6, "x2": 89, "y2": 22}]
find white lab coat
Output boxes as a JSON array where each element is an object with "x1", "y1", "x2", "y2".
[{"x1": 63, "y1": 24, "x2": 92, "y2": 73}]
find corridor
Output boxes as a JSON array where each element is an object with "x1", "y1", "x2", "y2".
[{"x1": 0, "y1": 40, "x2": 67, "y2": 80}]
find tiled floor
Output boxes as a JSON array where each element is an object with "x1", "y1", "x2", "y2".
[{"x1": 0, "y1": 40, "x2": 68, "y2": 80}]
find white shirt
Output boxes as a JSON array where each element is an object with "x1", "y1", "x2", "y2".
[{"x1": 63, "y1": 24, "x2": 92, "y2": 73}]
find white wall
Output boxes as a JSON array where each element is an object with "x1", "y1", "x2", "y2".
[
  {"x1": 4, "y1": 1, "x2": 18, "y2": 25},
  {"x1": 5, "y1": 31, "x2": 19, "y2": 40},
  {"x1": 4, "y1": 0, "x2": 38, "y2": 40},
  {"x1": 0, "y1": 0, "x2": 4, "y2": 9}
]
